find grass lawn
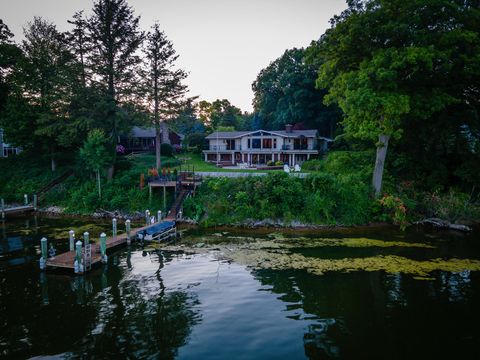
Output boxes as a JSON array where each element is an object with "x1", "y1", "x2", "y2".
[
  {"x1": 173, "y1": 153, "x2": 282, "y2": 172},
  {"x1": 124, "y1": 152, "x2": 285, "y2": 173}
]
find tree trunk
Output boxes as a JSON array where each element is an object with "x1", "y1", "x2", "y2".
[
  {"x1": 107, "y1": 165, "x2": 114, "y2": 180},
  {"x1": 156, "y1": 127, "x2": 162, "y2": 170},
  {"x1": 50, "y1": 147, "x2": 56, "y2": 172},
  {"x1": 97, "y1": 170, "x2": 102, "y2": 199},
  {"x1": 161, "y1": 121, "x2": 170, "y2": 144},
  {"x1": 372, "y1": 134, "x2": 390, "y2": 198}
]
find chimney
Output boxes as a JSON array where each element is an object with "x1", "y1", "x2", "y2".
[{"x1": 285, "y1": 124, "x2": 293, "y2": 133}]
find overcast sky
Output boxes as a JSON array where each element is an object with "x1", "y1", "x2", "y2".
[{"x1": 1, "y1": 0, "x2": 347, "y2": 112}]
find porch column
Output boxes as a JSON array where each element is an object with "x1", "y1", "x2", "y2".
[
  {"x1": 307, "y1": 154, "x2": 310, "y2": 160},
  {"x1": 217, "y1": 153, "x2": 220, "y2": 162},
  {"x1": 232, "y1": 152, "x2": 235, "y2": 165},
  {"x1": 248, "y1": 153, "x2": 251, "y2": 164},
  {"x1": 204, "y1": 153, "x2": 208, "y2": 162}
]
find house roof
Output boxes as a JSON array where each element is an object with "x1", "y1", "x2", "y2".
[
  {"x1": 205, "y1": 129, "x2": 319, "y2": 140},
  {"x1": 129, "y1": 126, "x2": 183, "y2": 139}
]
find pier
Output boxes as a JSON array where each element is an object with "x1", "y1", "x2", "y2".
[{"x1": 1, "y1": 195, "x2": 37, "y2": 219}]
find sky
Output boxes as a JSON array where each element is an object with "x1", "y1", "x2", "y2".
[{"x1": 0, "y1": 0, "x2": 347, "y2": 112}]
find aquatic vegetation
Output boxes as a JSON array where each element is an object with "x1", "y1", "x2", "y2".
[{"x1": 227, "y1": 250, "x2": 480, "y2": 278}]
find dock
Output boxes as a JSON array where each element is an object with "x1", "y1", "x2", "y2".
[
  {"x1": 45, "y1": 223, "x2": 166, "y2": 271},
  {"x1": 1, "y1": 205, "x2": 35, "y2": 218}
]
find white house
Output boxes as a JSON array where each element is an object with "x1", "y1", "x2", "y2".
[
  {"x1": 203, "y1": 124, "x2": 331, "y2": 166},
  {"x1": 0, "y1": 128, "x2": 21, "y2": 158}
]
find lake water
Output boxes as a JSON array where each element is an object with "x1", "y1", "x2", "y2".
[{"x1": 1, "y1": 216, "x2": 480, "y2": 359}]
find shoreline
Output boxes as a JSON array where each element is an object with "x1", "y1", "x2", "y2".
[{"x1": 32, "y1": 206, "x2": 477, "y2": 234}]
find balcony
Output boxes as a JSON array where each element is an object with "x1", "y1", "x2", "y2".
[
  {"x1": 204, "y1": 145, "x2": 242, "y2": 151},
  {"x1": 281, "y1": 144, "x2": 316, "y2": 151}
]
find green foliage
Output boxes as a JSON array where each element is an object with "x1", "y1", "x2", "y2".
[
  {"x1": 274, "y1": 160, "x2": 284, "y2": 166},
  {"x1": 185, "y1": 133, "x2": 205, "y2": 153},
  {"x1": 79, "y1": 129, "x2": 112, "y2": 172},
  {"x1": 301, "y1": 159, "x2": 323, "y2": 172},
  {"x1": 184, "y1": 172, "x2": 373, "y2": 226},
  {"x1": 420, "y1": 190, "x2": 480, "y2": 223},
  {"x1": 160, "y1": 143, "x2": 173, "y2": 157},
  {"x1": 253, "y1": 47, "x2": 340, "y2": 135}
]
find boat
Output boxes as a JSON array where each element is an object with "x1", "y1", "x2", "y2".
[{"x1": 136, "y1": 221, "x2": 176, "y2": 241}]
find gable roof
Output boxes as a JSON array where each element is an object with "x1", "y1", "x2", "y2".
[{"x1": 205, "y1": 129, "x2": 318, "y2": 140}]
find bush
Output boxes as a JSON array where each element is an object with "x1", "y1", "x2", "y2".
[
  {"x1": 301, "y1": 159, "x2": 323, "y2": 172},
  {"x1": 184, "y1": 172, "x2": 373, "y2": 226},
  {"x1": 267, "y1": 160, "x2": 275, "y2": 166},
  {"x1": 420, "y1": 190, "x2": 480, "y2": 222},
  {"x1": 186, "y1": 133, "x2": 206, "y2": 153},
  {"x1": 160, "y1": 143, "x2": 174, "y2": 157},
  {"x1": 275, "y1": 160, "x2": 284, "y2": 166}
]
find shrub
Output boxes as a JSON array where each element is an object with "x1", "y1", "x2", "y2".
[
  {"x1": 420, "y1": 190, "x2": 480, "y2": 222},
  {"x1": 267, "y1": 160, "x2": 275, "y2": 166},
  {"x1": 160, "y1": 143, "x2": 173, "y2": 157},
  {"x1": 301, "y1": 159, "x2": 323, "y2": 172},
  {"x1": 275, "y1": 160, "x2": 284, "y2": 166}
]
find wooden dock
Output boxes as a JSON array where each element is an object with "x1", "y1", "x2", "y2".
[
  {"x1": 46, "y1": 223, "x2": 157, "y2": 271},
  {"x1": 1, "y1": 205, "x2": 35, "y2": 218}
]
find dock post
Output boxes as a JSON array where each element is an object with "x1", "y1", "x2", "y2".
[
  {"x1": 33, "y1": 194, "x2": 37, "y2": 211},
  {"x1": 157, "y1": 210, "x2": 162, "y2": 222},
  {"x1": 163, "y1": 185, "x2": 166, "y2": 211},
  {"x1": 39, "y1": 237, "x2": 47, "y2": 270},
  {"x1": 24, "y1": 194, "x2": 28, "y2": 206},
  {"x1": 83, "y1": 232, "x2": 89, "y2": 247},
  {"x1": 100, "y1": 232, "x2": 107, "y2": 263},
  {"x1": 125, "y1": 220, "x2": 131, "y2": 245},
  {"x1": 69, "y1": 230, "x2": 75, "y2": 251},
  {"x1": 145, "y1": 210, "x2": 150, "y2": 226},
  {"x1": 75, "y1": 240, "x2": 83, "y2": 274},
  {"x1": 1, "y1": 198, "x2": 4, "y2": 219},
  {"x1": 112, "y1": 218, "x2": 117, "y2": 240}
]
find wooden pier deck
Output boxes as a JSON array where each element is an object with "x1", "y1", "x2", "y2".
[
  {"x1": 1, "y1": 205, "x2": 35, "y2": 218},
  {"x1": 46, "y1": 223, "x2": 156, "y2": 271}
]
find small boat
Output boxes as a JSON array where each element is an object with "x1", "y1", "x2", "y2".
[{"x1": 136, "y1": 221, "x2": 176, "y2": 241}]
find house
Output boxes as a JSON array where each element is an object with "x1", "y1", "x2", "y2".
[
  {"x1": 203, "y1": 124, "x2": 331, "y2": 166},
  {"x1": 0, "y1": 128, "x2": 21, "y2": 158},
  {"x1": 118, "y1": 126, "x2": 184, "y2": 153}
]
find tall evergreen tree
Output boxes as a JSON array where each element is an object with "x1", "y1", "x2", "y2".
[
  {"x1": 19, "y1": 17, "x2": 77, "y2": 171},
  {"x1": 88, "y1": 0, "x2": 144, "y2": 176},
  {"x1": 142, "y1": 23, "x2": 188, "y2": 169},
  {"x1": 66, "y1": 11, "x2": 91, "y2": 88}
]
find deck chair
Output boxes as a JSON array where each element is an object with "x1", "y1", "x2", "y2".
[
  {"x1": 294, "y1": 164, "x2": 301, "y2": 172},
  {"x1": 283, "y1": 164, "x2": 290, "y2": 173}
]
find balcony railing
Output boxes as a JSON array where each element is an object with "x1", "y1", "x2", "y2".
[
  {"x1": 281, "y1": 145, "x2": 315, "y2": 150},
  {"x1": 205, "y1": 145, "x2": 242, "y2": 151}
]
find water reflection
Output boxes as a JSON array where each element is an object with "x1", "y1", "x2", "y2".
[
  {"x1": 1, "y1": 217, "x2": 480, "y2": 359},
  {"x1": 252, "y1": 267, "x2": 480, "y2": 359},
  {"x1": 0, "y1": 248, "x2": 201, "y2": 359}
]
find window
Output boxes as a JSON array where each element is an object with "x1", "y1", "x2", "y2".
[
  {"x1": 252, "y1": 139, "x2": 261, "y2": 149},
  {"x1": 262, "y1": 138, "x2": 272, "y2": 149}
]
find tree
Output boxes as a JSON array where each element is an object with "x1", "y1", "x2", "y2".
[
  {"x1": 311, "y1": 0, "x2": 480, "y2": 196},
  {"x1": 19, "y1": 17, "x2": 78, "y2": 171},
  {"x1": 142, "y1": 23, "x2": 188, "y2": 169},
  {"x1": 66, "y1": 11, "x2": 91, "y2": 88},
  {"x1": 0, "y1": 19, "x2": 22, "y2": 126},
  {"x1": 253, "y1": 47, "x2": 340, "y2": 135},
  {"x1": 88, "y1": 0, "x2": 144, "y2": 177},
  {"x1": 198, "y1": 99, "x2": 249, "y2": 131},
  {"x1": 80, "y1": 129, "x2": 112, "y2": 198}
]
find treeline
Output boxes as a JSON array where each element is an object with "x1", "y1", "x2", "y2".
[
  {"x1": 251, "y1": 0, "x2": 480, "y2": 196},
  {"x1": 0, "y1": 0, "x2": 190, "y2": 175}
]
